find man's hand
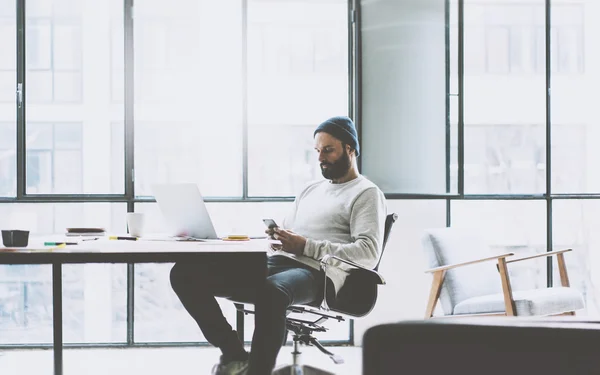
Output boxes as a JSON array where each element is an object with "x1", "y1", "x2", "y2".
[
  {"x1": 274, "y1": 228, "x2": 306, "y2": 256},
  {"x1": 265, "y1": 226, "x2": 277, "y2": 240}
]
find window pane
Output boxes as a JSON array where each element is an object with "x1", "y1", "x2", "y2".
[
  {"x1": 247, "y1": 0, "x2": 348, "y2": 196},
  {"x1": 552, "y1": 199, "x2": 599, "y2": 316},
  {"x1": 26, "y1": 0, "x2": 125, "y2": 194},
  {"x1": 134, "y1": 0, "x2": 243, "y2": 198},
  {"x1": 451, "y1": 200, "x2": 547, "y2": 290},
  {"x1": 551, "y1": 3, "x2": 596, "y2": 193},
  {"x1": 464, "y1": 1, "x2": 546, "y2": 194},
  {"x1": 0, "y1": 203, "x2": 127, "y2": 345},
  {"x1": 0, "y1": 3, "x2": 15, "y2": 197}
]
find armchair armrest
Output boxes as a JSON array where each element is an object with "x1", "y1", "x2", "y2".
[
  {"x1": 505, "y1": 249, "x2": 572, "y2": 264},
  {"x1": 320, "y1": 254, "x2": 385, "y2": 285},
  {"x1": 425, "y1": 252, "x2": 515, "y2": 273}
]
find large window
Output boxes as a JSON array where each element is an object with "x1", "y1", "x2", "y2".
[{"x1": 0, "y1": 0, "x2": 352, "y2": 350}]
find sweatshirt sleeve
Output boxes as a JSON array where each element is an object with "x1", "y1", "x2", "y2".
[{"x1": 302, "y1": 186, "x2": 387, "y2": 269}]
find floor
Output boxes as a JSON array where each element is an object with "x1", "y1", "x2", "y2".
[{"x1": 0, "y1": 345, "x2": 361, "y2": 375}]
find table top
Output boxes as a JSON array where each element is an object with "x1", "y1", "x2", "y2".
[{"x1": 0, "y1": 236, "x2": 271, "y2": 264}]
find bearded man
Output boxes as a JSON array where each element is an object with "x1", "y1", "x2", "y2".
[{"x1": 169, "y1": 116, "x2": 387, "y2": 375}]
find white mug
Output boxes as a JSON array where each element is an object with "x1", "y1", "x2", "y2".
[{"x1": 126, "y1": 213, "x2": 145, "y2": 237}]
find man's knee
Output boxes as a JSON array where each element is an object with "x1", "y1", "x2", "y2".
[
  {"x1": 259, "y1": 279, "x2": 292, "y2": 309},
  {"x1": 170, "y1": 263, "x2": 205, "y2": 294},
  {"x1": 169, "y1": 263, "x2": 187, "y2": 294}
]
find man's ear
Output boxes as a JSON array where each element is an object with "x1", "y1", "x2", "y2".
[{"x1": 346, "y1": 144, "x2": 355, "y2": 156}]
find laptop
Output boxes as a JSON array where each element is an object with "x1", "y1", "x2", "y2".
[{"x1": 151, "y1": 183, "x2": 220, "y2": 240}]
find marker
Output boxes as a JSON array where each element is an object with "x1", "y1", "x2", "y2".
[
  {"x1": 44, "y1": 242, "x2": 78, "y2": 246},
  {"x1": 109, "y1": 236, "x2": 138, "y2": 241}
]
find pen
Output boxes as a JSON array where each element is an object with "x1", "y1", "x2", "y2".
[
  {"x1": 109, "y1": 236, "x2": 138, "y2": 241},
  {"x1": 44, "y1": 242, "x2": 78, "y2": 246}
]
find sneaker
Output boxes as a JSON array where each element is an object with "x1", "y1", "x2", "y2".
[{"x1": 211, "y1": 358, "x2": 249, "y2": 375}]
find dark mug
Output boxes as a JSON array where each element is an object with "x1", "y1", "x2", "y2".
[{"x1": 1, "y1": 230, "x2": 30, "y2": 247}]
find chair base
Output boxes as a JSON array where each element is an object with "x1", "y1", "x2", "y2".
[{"x1": 272, "y1": 364, "x2": 335, "y2": 375}]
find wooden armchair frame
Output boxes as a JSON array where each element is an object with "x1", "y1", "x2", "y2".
[{"x1": 424, "y1": 249, "x2": 575, "y2": 319}]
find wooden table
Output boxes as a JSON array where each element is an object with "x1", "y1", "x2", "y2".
[{"x1": 0, "y1": 238, "x2": 269, "y2": 375}]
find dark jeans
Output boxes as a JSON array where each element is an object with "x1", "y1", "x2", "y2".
[{"x1": 170, "y1": 255, "x2": 327, "y2": 375}]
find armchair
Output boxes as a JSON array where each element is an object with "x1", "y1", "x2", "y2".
[
  {"x1": 233, "y1": 213, "x2": 398, "y2": 375},
  {"x1": 422, "y1": 227, "x2": 584, "y2": 318}
]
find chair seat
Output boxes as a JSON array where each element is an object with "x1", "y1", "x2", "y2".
[{"x1": 453, "y1": 287, "x2": 585, "y2": 316}]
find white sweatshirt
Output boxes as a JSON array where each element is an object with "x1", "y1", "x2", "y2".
[{"x1": 272, "y1": 175, "x2": 387, "y2": 295}]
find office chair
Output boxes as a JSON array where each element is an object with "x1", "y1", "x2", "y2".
[{"x1": 233, "y1": 213, "x2": 398, "y2": 375}]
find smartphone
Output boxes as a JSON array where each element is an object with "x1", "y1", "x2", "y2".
[{"x1": 262, "y1": 219, "x2": 279, "y2": 229}]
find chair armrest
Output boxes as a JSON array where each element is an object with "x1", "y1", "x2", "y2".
[
  {"x1": 505, "y1": 248, "x2": 572, "y2": 264},
  {"x1": 425, "y1": 252, "x2": 515, "y2": 273},
  {"x1": 320, "y1": 254, "x2": 385, "y2": 285}
]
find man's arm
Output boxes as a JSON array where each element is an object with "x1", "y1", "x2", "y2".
[{"x1": 303, "y1": 187, "x2": 387, "y2": 269}]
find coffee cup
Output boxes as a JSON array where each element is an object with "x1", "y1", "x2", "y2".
[{"x1": 126, "y1": 213, "x2": 145, "y2": 237}]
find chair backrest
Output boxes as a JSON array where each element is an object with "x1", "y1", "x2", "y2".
[
  {"x1": 329, "y1": 213, "x2": 398, "y2": 317},
  {"x1": 421, "y1": 227, "x2": 503, "y2": 315},
  {"x1": 375, "y1": 213, "x2": 399, "y2": 271}
]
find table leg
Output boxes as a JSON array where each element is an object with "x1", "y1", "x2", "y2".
[{"x1": 52, "y1": 263, "x2": 63, "y2": 375}]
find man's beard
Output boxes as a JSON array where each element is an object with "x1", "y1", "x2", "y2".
[{"x1": 320, "y1": 151, "x2": 351, "y2": 180}]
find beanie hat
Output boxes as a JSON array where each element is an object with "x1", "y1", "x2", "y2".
[{"x1": 313, "y1": 116, "x2": 360, "y2": 157}]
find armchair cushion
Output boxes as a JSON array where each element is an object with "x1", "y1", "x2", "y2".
[{"x1": 453, "y1": 287, "x2": 585, "y2": 316}]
